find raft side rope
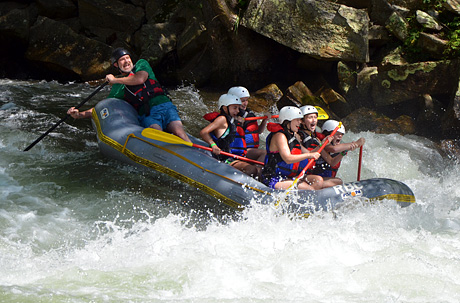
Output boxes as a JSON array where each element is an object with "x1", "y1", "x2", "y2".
[{"x1": 92, "y1": 110, "x2": 270, "y2": 209}]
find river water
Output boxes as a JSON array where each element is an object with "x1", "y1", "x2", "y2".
[{"x1": 1, "y1": 79, "x2": 460, "y2": 302}]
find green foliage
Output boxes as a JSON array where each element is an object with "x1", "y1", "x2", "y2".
[
  {"x1": 422, "y1": 0, "x2": 445, "y2": 10},
  {"x1": 402, "y1": 16, "x2": 427, "y2": 62},
  {"x1": 444, "y1": 17, "x2": 460, "y2": 57},
  {"x1": 401, "y1": 0, "x2": 460, "y2": 60}
]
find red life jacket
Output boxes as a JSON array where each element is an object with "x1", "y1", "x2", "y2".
[{"x1": 124, "y1": 72, "x2": 166, "y2": 115}]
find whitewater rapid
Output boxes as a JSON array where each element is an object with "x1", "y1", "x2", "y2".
[{"x1": 0, "y1": 80, "x2": 459, "y2": 302}]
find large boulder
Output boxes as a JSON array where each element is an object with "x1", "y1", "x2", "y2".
[
  {"x1": 343, "y1": 107, "x2": 416, "y2": 135},
  {"x1": 78, "y1": 0, "x2": 144, "y2": 33},
  {"x1": 0, "y1": 5, "x2": 37, "y2": 43},
  {"x1": 371, "y1": 60, "x2": 460, "y2": 108},
  {"x1": 35, "y1": 0, "x2": 77, "y2": 20},
  {"x1": 241, "y1": 0, "x2": 369, "y2": 62},
  {"x1": 441, "y1": 76, "x2": 460, "y2": 138},
  {"x1": 249, "y1": 84, "x2": 283, "y2": 113},
  {"x1": 133, "y1": 22, "x2": 185, "y2": 65},
  {"x1": 25, "y1": 16, "x2": 112, "y2": 81}
]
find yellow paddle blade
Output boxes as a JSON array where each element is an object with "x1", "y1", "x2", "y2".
[
  {"x1": 315, "y1": 106, "x2": 329, "y2": 120},
  {"x1": 141, "y1": 128, "x2": 194, "y2": 147}
]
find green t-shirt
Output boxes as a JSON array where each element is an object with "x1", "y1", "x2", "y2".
[{"x1": 108, "y1": 59, "x2": 171, "y2": 113}]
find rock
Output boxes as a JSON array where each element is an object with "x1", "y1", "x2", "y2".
[
  {"x1": 134, "y1": 22, "x2": 185, "y2": 65},
  {"x1": 78, "y1": 0, "x2": 144, "y2": 33},
  {"x1": 368, "y1": 24, "x2": 392, "y2": 47},
  {"x1": 416, "y1": 10, "x2": 443, "y2": 31},
  {"x1": 443, "y1": 0, "x2": 460, "y2": 15},
  {"x1": 0, "y1": 5, "x2": 36, "y2": 43},
  {"x1": 369, "y1": 0, "x2": 395, "y2": 26},
  {"x1": 343, "y1": 107, "x2": 415, "y2": 135},
  {"x1": 176, "y1": 17, "x2": 207, "y2": 64},
  {"x1": 25, "y1": 16, "x2": 112, "y2": 81},
  {"x1": 208, "y1": 0, "x2": 238, "y2": 31},
  {"x1": 371, "y1": 60, "x2": 460, "y2": 108},
  {"x1": 249, "y1": 84, "x2": 283, "y2": 113},
  {"x1": 385, "y1": 11, "x2": 409, "y2": 42},
  {"x1": 335, "y1": 0, "x2": 370, "y2": 9},
  {"x1": 380, "y1": 46, "x2": 408, "y2": 66},
  {"x1": 337, "y1": 61, "x2": 357, "y2": 94},
  {"x1": 417, "y1": 32, "x2": 448, "y2": 58},
  {"x1": 415, "y1": 94, "x2": 444, "y2": 138},
  {"x1": 36, "y1": 0, "x2": 77, "y2": 20},
  {"x1": 241, "y1": 0, "x2": 369, "y2": 62},
  {"x1": 438, "y1": 139, "x2": 460, "y2": 160},
  {"x1": 441, "y1": 76, "x2": 460, "y2": 138},
  {"x1": 357, "y1": 66, "x2": 378, "y2": 89},
  {"x1": 316, "y1": 86, "x2": 352, "y2": 117},
  {"x1": 277, "y1": 81, "x2": 316, "y2": 109}
]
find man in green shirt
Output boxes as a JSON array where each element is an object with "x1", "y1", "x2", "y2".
[{"x1": 68, "y1": 48, "x2": 191, "y2": 142}]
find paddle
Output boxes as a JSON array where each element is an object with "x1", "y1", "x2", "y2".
[
  {"x1": 244, "y1": 114, "x2": 278, "y2": 121},
  {"x1": 283, "y1": 122, "x2": 342, "y2": 196},
  {"x1": 23, "y1": 81, "x2": 108, "y2": 152},
  {"x1": 357, "y1": 146, "x2": 363, "y2": 181},
  {"x1": 141, "y1": 128, "x2": 265, "y2": 166},
  {"x1": 244, "y1": 106, "x2": 329, "y2": 121}
]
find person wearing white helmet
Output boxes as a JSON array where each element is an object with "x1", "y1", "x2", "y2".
[
  {"x1": 67, "y1": 47, "x2": 191, "y2": 142},
  {"x1": 297, "y1": 105, "x2": 341, "y2": 188},
  {"x1": 200, "y1": 94, "x2": 260, "y2": 178},
  {"x1": 261, "y1": 106, "x2": 323, "y2": 190},
  {"x1": 228, "y1": 86, "x2": 267, "y2": 163},
  {"x1": 310, "y1": 120, "x2": 365, "y2": 184},
  {"x1": 298, "y1": 105, "x2": 324, "y2": 149}
]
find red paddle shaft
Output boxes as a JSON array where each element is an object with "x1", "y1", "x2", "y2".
[
  {"x1": 195, "y1": 143, "x2": 264, "y2": 166},
  {"x1": 244, "y1": 115, "x2": 279, "y2": 121},
  {"x1": 294, "y1": 123, "x2": 342, "y2": 184},
  {"x1": 357, "y1": 146, "x2": 363, "y2": 181}
]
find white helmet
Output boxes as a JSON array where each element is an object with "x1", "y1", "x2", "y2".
[
  {"x1": 228, "y1": 86, "x2": 250, "y2": 99},
  {"x1": 321, "y1": 120, "x2": 345, "y2": 134},
  {"x1": 278, "y1": 106, "x2": 303, "y2": 124},
  {"x1": 300, "y1": 105, "x2": 318, "y2": 116},
  {"x1": 218, "y1": 94, "x2": 242, "y2": 109}
]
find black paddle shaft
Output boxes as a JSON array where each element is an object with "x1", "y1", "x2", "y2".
[{"x1": 23, "y1": 81, "x2": 108, "y2": 152}]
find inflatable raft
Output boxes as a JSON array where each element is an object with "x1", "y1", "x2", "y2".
[{"x1": 91, "y1": 98, "x2": 416, "y2": 215}]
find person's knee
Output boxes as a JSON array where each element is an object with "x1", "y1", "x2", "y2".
[
  {"x1": 148, "y1": 124, "x2": 162, "y2": 130},
  {"x1": 310, "y1": 176, "x2": 323, "y2": 190}
]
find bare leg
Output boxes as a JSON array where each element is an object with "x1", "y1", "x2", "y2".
[
  {"x1": 166, "y1": 120, "x2": 191, "y2": 142},
  {"x1": 303, "y1": 175, "x2": 324, "y2": 190},
  {"x1": 148, "y1": 123, "x2": 162, "y2": 130},
  {"x1": 231, "y1": 160, "x2": 259, "y2": 178},
  {"x1": 246, "y1": 148, "x2": 266, "y2": 162},
  {"x1": 321, "y1": 177, "x2": 343, "y2": 188},
  {"x1": 275, "y1": 179, "x2": 317, "y2": 190},
  {"x1": 272, "y1": 175, "x2": 321, "y2": 190}
]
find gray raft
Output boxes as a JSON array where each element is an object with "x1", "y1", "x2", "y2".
[{"x1": 91, "y1": 98, "x2": 416, "y2": 215}]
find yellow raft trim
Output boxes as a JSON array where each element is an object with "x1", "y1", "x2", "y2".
[
  {"x1": 370, "y1": 194, "x2": 416, "y2": 204},
  {"x1": 91, "y1": 111, "x2": 415, "y2": 210},
  {"x1": 92, "y1": 111, "x2": 270, "y2": 209}
]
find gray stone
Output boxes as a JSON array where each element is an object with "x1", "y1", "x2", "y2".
[{"x1": 241, "y1": 0, "x2": 369, "y2": 62}]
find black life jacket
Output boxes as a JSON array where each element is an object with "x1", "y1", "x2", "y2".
[
  {"x1": 124, "y1": 72, "x2": 166, "y2": 115},
  {"x1": 262, "y1": 123, "x2": 304, "y2": 180}
]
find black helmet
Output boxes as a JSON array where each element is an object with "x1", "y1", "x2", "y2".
[{"x1": 111, "y1": 47, "x2": 131, "y2": 65}]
